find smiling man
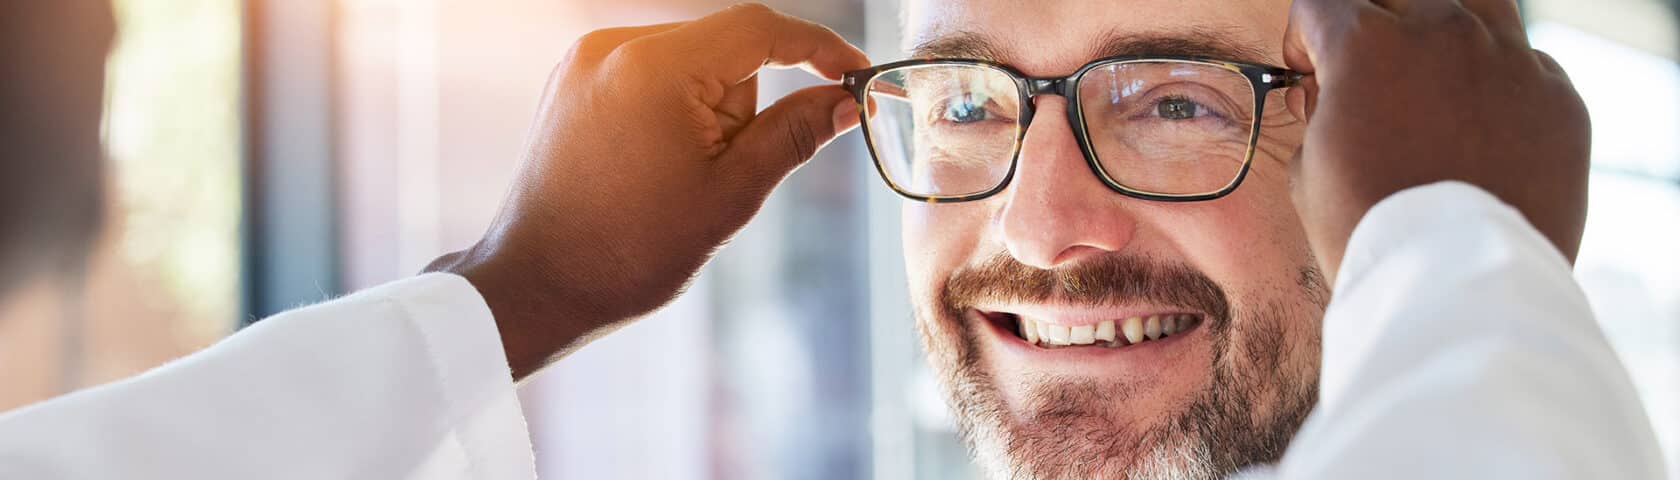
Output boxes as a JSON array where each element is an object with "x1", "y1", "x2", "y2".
[
  {"x1": 0, "y1": 0, "x2": 1667, "y2": 478},
  {"x1": 876, "y1": 1, "x2": 1321, "y2": 477}
]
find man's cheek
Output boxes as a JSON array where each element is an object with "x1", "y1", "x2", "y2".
[
  {"x1": 901, "y1": 203, "x2": 940, "y2": 290},
  {"x1": 901, "y1": 202, "x2": 992, "y2": 287},
  {"x1": 1160, "y1": 181, "x2": 1303, "y2": 275}
]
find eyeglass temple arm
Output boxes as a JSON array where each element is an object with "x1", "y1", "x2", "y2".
[
  {"x1": 843, "y1": 74, "x2": 911, "y2": 102},
  {"x1": 1272, "y1": 71, "x2": 1308, "y2": 88}
]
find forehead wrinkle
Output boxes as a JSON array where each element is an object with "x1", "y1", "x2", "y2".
[
  {"x1": 1088, "y1": 25, "x2": 1275, "y2": 65},
  {"x1": 908, "y1": 26, "x2": 1279, "y2": 71}
]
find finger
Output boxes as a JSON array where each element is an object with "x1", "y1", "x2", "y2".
[
  {"x1": 1283, "y1": 0, "x2": 1386, "y2": 78},
  {"x1": 1532, "y1": 49, "x2": 1573, "y2": 82},
  {"x1": 716, "y1": 85, "x2": 855, "y2": 186},
  {"x1": 1281, "y1": 1, "x2": 1320, "y2": 77},
  {"x1": 1460, "y1": 0, "x2": 1529, "y2": 45},
  {"x1": 629, "y1": 3, "x2": 869, "y2": 85}
]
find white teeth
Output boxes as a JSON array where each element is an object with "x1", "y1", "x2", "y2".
[
  {"x1": 1013, "y1": 314, "x2": 1193, "y2": 348},
  {"x1": 1045, "y1": 324, "x2": 1071, "y2": 345},
  {"x1": 1094, "y1": 320, "x2": 1116, "y2": 343},
  {"x1": 1069, "y1": 324, "x2": 1095, "y2": 344},
  {"x1": 1122, "y1": 316, "x2": 1144, "y2": 344}
]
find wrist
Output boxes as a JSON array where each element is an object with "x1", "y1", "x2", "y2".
[{"x1": 425, "y1": 244, "x2": 601, "y2": 380}]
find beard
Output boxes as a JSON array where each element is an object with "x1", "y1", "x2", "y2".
[{"x1": 916, "y1": 253, "x2": 1327, "y2": 480}]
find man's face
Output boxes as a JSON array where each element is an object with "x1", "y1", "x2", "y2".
[{"x1": 899, "y1": 1, "x2": 1326, "y2": 478}]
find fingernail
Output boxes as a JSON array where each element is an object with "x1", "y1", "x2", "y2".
[{"x1": 832, "y1": 98, "x2": 860, "y2": 136}]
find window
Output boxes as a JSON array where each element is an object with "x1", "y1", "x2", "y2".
[
  {"x1": 0, "y1": 0, "x2": 243, "y2": 411},
  {"x1": 1529, "y1": 5, "x2": 1680, "y2": 473}
]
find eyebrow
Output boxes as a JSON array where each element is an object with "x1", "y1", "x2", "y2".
[{"x1": 910, "y1": 27, "x2": 1274, "y2": 67}]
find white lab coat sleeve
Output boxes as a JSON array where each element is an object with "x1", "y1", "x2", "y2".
[
  {"x1": 0, "y1": 273, "x2": 535, "y2": 480},
  {"x1": 1271, "y1": 181, "x2": 1667, "y2": 479}
]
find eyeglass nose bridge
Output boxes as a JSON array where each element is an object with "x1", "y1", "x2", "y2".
[
  {"x1": 1024, "y1": 77, "x2": 1071, "y2": 98},
  {"x1": 1020, "y1": 77, "x2": 1076, "y2": 129}
]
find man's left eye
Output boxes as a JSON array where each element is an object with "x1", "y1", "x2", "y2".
[{"x1": 1156, "y1": 97, "x2": 1205, "y2": 120}]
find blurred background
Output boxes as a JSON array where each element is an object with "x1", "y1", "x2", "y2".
[{"x1": 0, "y1": 0, "x2": 1675, "y2": 478}]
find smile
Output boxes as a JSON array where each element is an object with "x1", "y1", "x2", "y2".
[{"x1": 981, "y1": 309, "x2": 1203, "y2": 349}]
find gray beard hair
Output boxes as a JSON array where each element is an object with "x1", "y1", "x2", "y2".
[{"x1": 919, "y1": 291, "x2": 1322, "y2": 480}]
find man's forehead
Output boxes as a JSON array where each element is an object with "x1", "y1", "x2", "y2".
[{"x1": 904, "y1": 0, "x2": 1290, "y2": 75}]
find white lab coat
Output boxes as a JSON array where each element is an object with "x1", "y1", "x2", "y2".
[
  {"x1": 0, "y1": 272, "x2": 534, "y2": 478},
  {"x1": 0, "y1": 182, "x2": 1666, "y2": 479}
]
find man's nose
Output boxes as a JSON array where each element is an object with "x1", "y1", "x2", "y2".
[{"x1": 999, "y1": 96, "x2": 1138, "y2": 270}]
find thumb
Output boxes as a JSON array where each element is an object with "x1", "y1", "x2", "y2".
[
  {"x1": 717, "y1": 84, "x2": 858, "y2": 185},
  {"x1": 1282, "y1": 0, "x2": 1371, "y2": 80},
  {"x1": 1280, "y1": 0, "x2": 1321, "y2": 80}
]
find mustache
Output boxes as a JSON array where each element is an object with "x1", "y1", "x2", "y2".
[{"x1": 941, "y1": 252, "x2": 1232, "y2": 322}]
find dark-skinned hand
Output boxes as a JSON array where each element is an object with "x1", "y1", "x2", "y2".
[
  {"x1": 426, "y1": 3, "x2": 867, "y2": 379},
  {"x1": 1283, "y1": 0, "x2": 1590, "y2": 283}
]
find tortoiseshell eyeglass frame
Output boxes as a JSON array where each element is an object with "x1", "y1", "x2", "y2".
[{"x1": 841, "y1": 55, "x2": 1303, "y2": 203}]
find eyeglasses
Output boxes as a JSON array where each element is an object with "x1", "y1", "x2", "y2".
[{"x1": 841, "y1": 56, "x2": 1301, "y2": 203}]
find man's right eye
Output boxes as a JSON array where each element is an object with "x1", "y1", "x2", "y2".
[{"x1": 939, "y1": 94, "x2": 992, "y2": 124}]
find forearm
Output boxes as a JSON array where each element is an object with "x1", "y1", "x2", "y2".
[{"x1": 1278, "y1": 182, "x2": 1665, "y2": 479}]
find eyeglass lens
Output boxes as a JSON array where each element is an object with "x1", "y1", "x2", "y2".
[{"x1": 863, "y1": 61, "x2": 1258, "y2": 199}]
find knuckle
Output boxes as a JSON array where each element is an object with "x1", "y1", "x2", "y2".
[
  {"x1": 725, "y1": 2, "x2": 776, "y2": 20},
  {"x1": 1311, "y1": 10, "x2": 1391, "y2": 65},
  {"x1": 604, "y1": 37, "x2": 658, "y2": 73},
  {"x1": 1547, "y1": 78, "x2": 1589, "y2": 122},
  {"x1": 716, "y1": 3, "x2": 779, "y2": 38},
  {"x1": 1429, "y1": 5, "x2": 1481, "y2": 33},
  {"x1": 1531, "y1": 49, "x2": 1567, "y2": 74},
  {"x1": 567, "y1": 28, "x2": 626, "y2": 64},
  {"x1": 543, "y1": 60, "x2": 571, "y2": 88},
  {"x1": 1341, "y1": 8, "x2": 1395, "y2": 42}
]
